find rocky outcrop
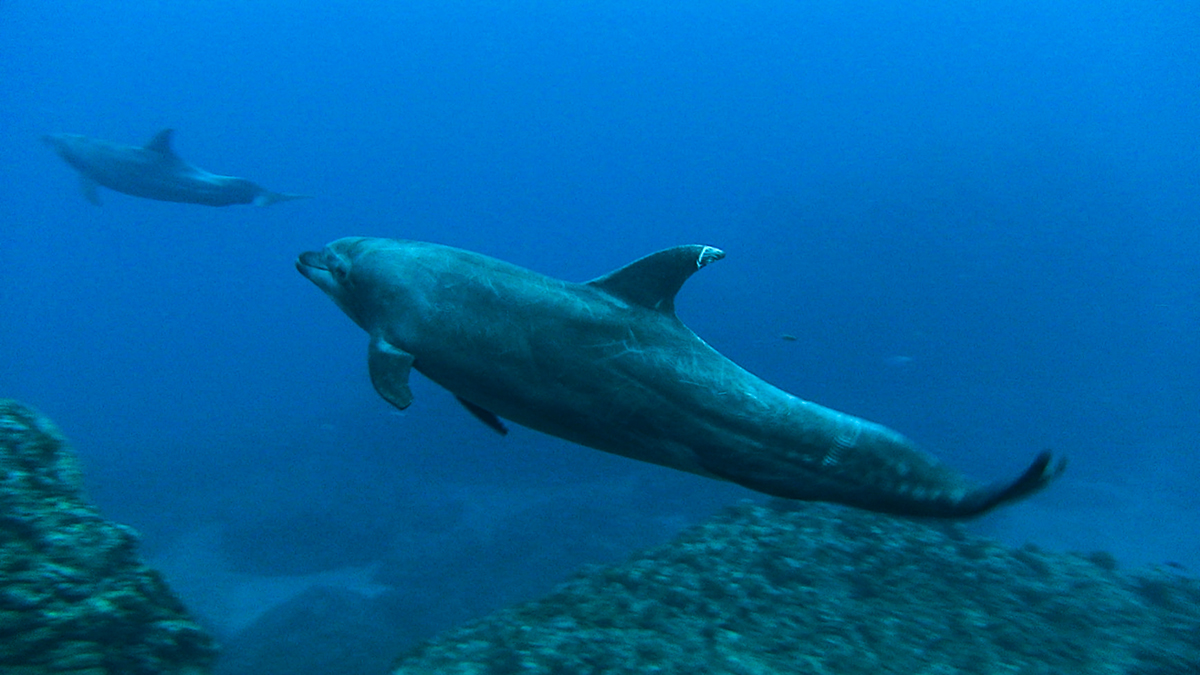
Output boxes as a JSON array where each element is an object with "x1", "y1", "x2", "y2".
[
  {"x1": 0, "y1": 400, "x2": 216, "y2": 675},
  {"x1": 391, "y1": 499, "x2": 1200, "y2": 675}
]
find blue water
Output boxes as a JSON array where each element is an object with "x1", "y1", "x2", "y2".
[{"x1": 2, "y1": 0, "x2": 1197, "y2": 665}]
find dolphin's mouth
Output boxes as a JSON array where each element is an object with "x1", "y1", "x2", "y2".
[
  {"x1": 295, "y1": 251, "x2": 334, "y2": 289},
  {"x1": 296, "y1": 250, "x2": 329, "y2": 271}
]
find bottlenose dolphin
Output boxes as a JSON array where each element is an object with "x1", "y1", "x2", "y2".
[
  {"x1": 297, "y1": 237, "x2": 1065, "y2": 517},
  {"x1": 42, "y1": 129, "x2": 308, "y2": 207}
]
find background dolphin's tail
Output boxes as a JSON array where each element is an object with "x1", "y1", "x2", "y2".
[{"x1": 253, "y1": 191, "x2": 311, "y2": 207}]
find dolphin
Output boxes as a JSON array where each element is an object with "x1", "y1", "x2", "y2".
[
  {"x1": 297, "y1": 237, "x2": 1065, "y2": 518},
  {"x1": 42, "y1": 129, "x2": 308, "y2": 207}
]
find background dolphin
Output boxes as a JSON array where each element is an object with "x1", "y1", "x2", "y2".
[
  {"x1": 298, "y1": 237, "x2": 1065, "y2": 518},
  {"x1": 42, "y1": 129, "x2": 308, "y2": 207}
]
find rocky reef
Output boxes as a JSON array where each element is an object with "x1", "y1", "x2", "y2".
[
  {"x1": 391, "y1": 499, "x2": 1200, "y2": 674},
  {"x1": 0, "y1": 400, "x2": 216, "y2": 675}
]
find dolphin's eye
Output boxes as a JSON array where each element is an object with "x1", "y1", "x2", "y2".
[{"x1": 330, "y1": 259, "x2": 351, "y2": 284}]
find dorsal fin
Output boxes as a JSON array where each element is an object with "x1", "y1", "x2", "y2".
[
  {"x1": 587, "y1": 245, "x2": 725, "y2": 315},
  {"x1": 144, "y1": 129, "x2": 178, "y2": 157}
]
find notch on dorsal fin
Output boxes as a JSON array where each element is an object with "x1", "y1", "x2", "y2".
[
  {"x1": 587, "y1": 245, "x2": 725, "y2": 315},
  {"x1": 144, "y1": 129, "x2": 179, "y2": 158}
]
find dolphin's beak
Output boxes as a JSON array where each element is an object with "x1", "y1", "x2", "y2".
[
  {"x1": 290, "y1": 251, "x2": 328, "y2": 284},
  {"x1": 296, "y1": 250, "x2": 342, "y2": 299},
  {"x1": 296, "y1": 251, "x2": 331, "y2": 288},
  {"x1": 296, "y1": 250, "x2": 329, "y2": 272},
  {"x1": 296, "y1": 248, "x2": 364, "y2": 327}
]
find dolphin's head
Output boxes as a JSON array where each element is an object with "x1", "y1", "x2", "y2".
[
  {"x1": 41, "y1": 133, "x2": 87, "y2": 161},
  {"x1": 41, "y1": 132, "x2": 74, "y2": 148},
  {"x1": 41, "y1": 133, "x2": 116, "y2": 176},
  {"x1": 296, "y1": 237, "x2": 384, "y2": 329}
]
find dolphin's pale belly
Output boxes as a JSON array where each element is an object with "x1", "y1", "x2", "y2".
[
  {"x1": 415, "y1": 326, "x2": 762, "y2": 475},
  {"x1": 81, "y1": 158, "x2": 240, "y2": 205},
  {"x1": 416, "y1": 317, "x2": 983, "y2": 516}
]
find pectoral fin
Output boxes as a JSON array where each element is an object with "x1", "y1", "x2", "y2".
[
  {"x1": 456, "y1": 396, "x2": 508, "y2": 435},
  {"x1": 80, "y1": 176, "x2": 102, "y2": 206},
  {"x1": 368, "y1": 337, "x2": 415, "y2": 410}
]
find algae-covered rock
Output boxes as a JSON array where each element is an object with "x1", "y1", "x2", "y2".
[
  {"x1": 0, "y1": 400, "x2": 217, "y2": 675},
  {"x1": 391, "y1": 500, "x2": 1200, "y2": 675}
]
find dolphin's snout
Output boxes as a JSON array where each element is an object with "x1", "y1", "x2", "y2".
[
  {"x1": 296, "y1": 250, "x2": 331, "y2": 286},
  {"x1": 297, "y1": 250, "x2": 329, "y2": 271}
]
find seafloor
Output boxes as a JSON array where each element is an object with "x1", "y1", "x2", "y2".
[
  {"x1": 0, "y1": 400, "x2": 216, "y2": 674},
  {"x1": 5, "y1": 395, "x2": 1198, "y2": 674},
  {"x1": 390, "y1": 499, "x2": 1199, "y2": 675}
]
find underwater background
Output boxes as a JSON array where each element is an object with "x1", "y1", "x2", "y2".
[{"x1": 1, "y1": 0, "x2": 1197, "y2": 669}]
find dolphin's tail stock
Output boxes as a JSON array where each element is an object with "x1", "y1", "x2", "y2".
[
  {"x1": 697, "y1": 429, "x2": 1067, "y2": 519},
  {"x1": 254, "y1": 190, "x2": 311, "y2": 207}
]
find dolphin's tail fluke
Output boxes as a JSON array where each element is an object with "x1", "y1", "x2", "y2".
[
  {"x1": 254, "y1": 191, "x2": 311, "y2": 207},
  {"x1": 950, "y1": 451, "x2": 1067, "y2": 517},
  {"x1": 839, "y1": 450, "x2": 1067, "y2": 518}
]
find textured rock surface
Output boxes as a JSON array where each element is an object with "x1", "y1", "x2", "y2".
[
  {"x1": 0, "y1": 400, "x2": 217, "y2": 675},
  {"x1": 391, "y1": 500, "x2": 1200, "y2": 675}
]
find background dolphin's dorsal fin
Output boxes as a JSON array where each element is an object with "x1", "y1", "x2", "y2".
[
  {"x1": 587, "y1": 244, "x2": 725, "y2": 315},
  {"x1": 144, "y1": 129, "x2": 178, "y2": 157}
]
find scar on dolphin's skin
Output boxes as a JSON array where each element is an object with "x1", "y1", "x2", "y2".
[
  {"x1": 297, "y1": 237, "x2": 1065, "y2": 518},
  {"x1": 43, "y1": 129, "x2": 308, "y2": 207}
]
